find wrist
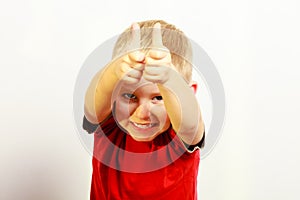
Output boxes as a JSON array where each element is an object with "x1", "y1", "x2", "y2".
[{"x1": 160, "y1": 67, "x2": 187, "y2": 89}]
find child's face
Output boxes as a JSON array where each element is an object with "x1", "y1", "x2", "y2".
[{"x1": 114, "y1": 79, "x2": 171, "y2": 141}]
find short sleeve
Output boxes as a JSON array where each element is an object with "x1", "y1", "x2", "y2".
[
  {"x1": 183, "y1": 131, "x2": 205, "y2": 152},
  {"x1": 82, "y1": 116, "x2": 99, "y2": 134}
]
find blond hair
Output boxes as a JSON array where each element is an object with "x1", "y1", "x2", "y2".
[{"x1": 112, "y1": 20, "x2": 193, "y2": 82}]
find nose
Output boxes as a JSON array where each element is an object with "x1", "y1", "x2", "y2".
[{"x1": 133, "y1": 101, "x2": 151, "y2": 120}]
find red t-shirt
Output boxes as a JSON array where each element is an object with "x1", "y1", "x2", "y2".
[{"x1": 90, "y1": 115, "x2": 201, "y2": 200}]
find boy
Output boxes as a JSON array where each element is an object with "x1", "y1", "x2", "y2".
[{"x1": 83, "y1": 20, "x2": 205, "y2": 200}]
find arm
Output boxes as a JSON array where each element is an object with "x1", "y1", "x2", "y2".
[
  {"x1": 84, "y1": 63, "x2": 118, "y2": 124},
  {"x1": 143, "y1": 23, "x2": 204, "y2": 145},
  {"x1": 84, "y1": 23, "x2": 145, "y2": 124},
  {"x1": 157, "y1": 71, "x2": 204, "y2": 145}
]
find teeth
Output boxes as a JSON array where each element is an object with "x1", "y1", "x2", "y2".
[{"x1": 132, "y1": 122, "x2": 154, "y2": 129}]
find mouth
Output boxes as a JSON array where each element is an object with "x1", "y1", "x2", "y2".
[{"x1": 130, "y1": 121, "x2": 158, "y2": 129}]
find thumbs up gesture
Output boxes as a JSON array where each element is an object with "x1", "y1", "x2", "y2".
[
  {"x1": 114, "y1": 22, "x2": 175, "y2": 85},
  {"x1": 143, "y1": 23, "x2": 175, "y2": 84},
  {"x1": 114, "y1": 23, "x2": 145, "y2": 84}
]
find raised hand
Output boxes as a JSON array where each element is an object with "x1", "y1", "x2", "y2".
[
  {"x1": 143, "y1": 23, "x2": 174, "y2": 84},
  {"x1": 114, "y1": 23, "x2": 145, "y2": 84}
]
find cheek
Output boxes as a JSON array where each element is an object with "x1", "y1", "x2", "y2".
[
  {"x1": 115, "y1": 100, "x2": 136, "y2": 120},
  {"x1": 152, "y1": 105, "x2": 169, "y2": 122}
]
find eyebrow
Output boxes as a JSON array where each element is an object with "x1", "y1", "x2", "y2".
[
  {"x1": 151, "y1": 92, "x2": 162, "y2": 96},
  {"x1": 119, "y1": 86, "x2": 136, "y2": 93}
]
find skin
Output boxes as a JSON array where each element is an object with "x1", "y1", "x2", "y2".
[
  {"x1": 113, "y1": 79, "x2": 171, "y2": 141},
  {"x1": 84, "y1": 22, "x2": 204, "y2": 145}
]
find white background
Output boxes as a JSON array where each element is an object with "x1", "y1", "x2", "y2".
[{"x1": 1, "y1": 0, "x2": 299, "y2": 199}]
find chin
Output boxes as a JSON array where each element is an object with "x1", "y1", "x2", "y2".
[{"x1": 129, "y1": 132, "x2": 160, "y2": 142}]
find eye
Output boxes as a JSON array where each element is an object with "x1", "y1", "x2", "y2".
[
  {"x1": 152, "y1": 96, "x2": 163, "y2": 101},
  {"x1": 122, "y1": 93, "x2": 137, "y2": 100}
]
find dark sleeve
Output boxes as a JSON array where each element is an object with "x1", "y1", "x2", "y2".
[
  {"x1": 82, "y1": 116, "x2": 99, "y2": 134},
  {"x1": 184, "y1": 131, "x2": 205, "y2": 151}
]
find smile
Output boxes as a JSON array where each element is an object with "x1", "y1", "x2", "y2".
[{"x1": 131, "y1": 122, "x2": 157, "y2": 129}]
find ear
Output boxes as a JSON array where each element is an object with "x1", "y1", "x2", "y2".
[{"x1": 189, "y1": 81, "x2": 198, "y2": 94}]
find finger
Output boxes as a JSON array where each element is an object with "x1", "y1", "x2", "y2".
[
  {"x1": 123, "y1": 55, "x2": 145, "y2": 70},
  {"x1": 152, "y1": 23, "x2": 164, "y2": 48},
  {"x1": 120, "y1": 63, "x2": 144, "y2": 74},
  {"x1": 126, "y1": 68, "x2": 143, "y2": 79},
  {"x1": 143, "y1": 65, "x2": 168, "y2": 84},
  {"x1": 132, "y1": 63, "x2": 145, "y2": 71},
  {"x1": 148, "y1": 49, "x2": 169, "y2": 60},
  {"x1": 143, "y1": 73, "x2": 165, "y2": 84},
  {"x1": 121, "y1": 76, "x2": 141, "y2": 85},
  {"x1": 144, "y1": 65, "x2": 165, "y2": 76},
  {"x1": 145, "y1": 54, "x2": 171, "y2": 65},
  {"x1": 130, "y1": 22, "x2": 140, "y2": 50},
  {"x1": 128, "y1": 51, "x2": 145, "y2": 63},
  {"x1": 119, "y1": 63, "x2": 131, "y2": 75},
  {"x1": 119, "y1": 63, "x2": 143, "y2": 79}
]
